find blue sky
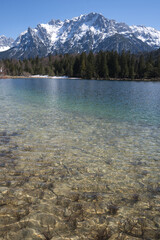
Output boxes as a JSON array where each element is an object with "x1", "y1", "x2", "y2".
[{"x1": 1, "y1": 0, "x2": 160, "y2": 39}]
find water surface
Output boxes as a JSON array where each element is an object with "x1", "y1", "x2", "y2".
[{"x1": 0, "y1": 78, "x2": 160, "y2": 239}]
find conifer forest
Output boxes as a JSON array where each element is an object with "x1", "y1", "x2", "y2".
[{"x1": 1, "y1": 50, "x2": 160, "y2": 80}]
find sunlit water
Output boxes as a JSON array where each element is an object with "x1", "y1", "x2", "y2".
[{"x1": 0, "y1": 78, "x2": 160, "y2": 239}]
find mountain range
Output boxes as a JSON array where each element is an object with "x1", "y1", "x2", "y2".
[{"x1": 0, "y1": 12, "x2": 160, "y2": 59}]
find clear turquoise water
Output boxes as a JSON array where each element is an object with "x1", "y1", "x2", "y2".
[
  {"x1": 1, "y1": 78, "x2": 160, "y2": 125},
  {"x1": 0, "y1": 77, "x2": 160, "y2": 176},
  {"x1": 0, "y1": 78, "x2": 160, "y2": 159},
  {"x1": 0, "y1": 78, "x2": 160, "y2": 238}
]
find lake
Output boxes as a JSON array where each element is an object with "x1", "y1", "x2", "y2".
[{"x1": 0, "y1": 78, "x2": 160, "y2": 239}]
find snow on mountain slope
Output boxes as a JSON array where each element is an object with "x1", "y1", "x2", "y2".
[
  {"x1": 40, "y1": 21, "x2": 63, "y2": 45},
  {"x1": 0, "y1": 46, "x2": 11, "y2": 52},
  {"x1": 130, "y1": 25, "x2": 160, "y2": 48},
  {"x1": 0, "y1": 35, "x2": 14, "y2": 52}
]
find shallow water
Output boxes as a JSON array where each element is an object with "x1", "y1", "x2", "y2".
[{"x1": 0, "y1": 78, "x2": 160, "y2": 239}]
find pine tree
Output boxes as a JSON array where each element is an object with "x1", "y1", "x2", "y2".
[
  {"x1": 154, "y1": 56, "x2": 160, "y2": 77},
  {"x1": 73, "y1": 57, "x2": 80, "y2": 77},
  {"x1": 86, "y1": 51, "x2": 95, "y2": 79},
  {"x1": 80, "y1": 52, "x2": 87, "y2": 78},
  {"x1": 129, "y1": 55, "x2": 135, "y2": 79},
  {"x1": 138, "y1": 55, "x2": 145, "y2": 78},
  {"x1": 120, "y1": 50, "x2": 129, "y2": 78},
  {"x1": 101, "y1": 52, "x2": 109, "y2": 78},
  {"x1": 108, "y1": 51, "x2": 120, "y2": 78}
]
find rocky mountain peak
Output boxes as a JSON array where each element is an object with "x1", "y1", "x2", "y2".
[{"x1": 0, "y1": 13, "x2": 160, "y2": 59}]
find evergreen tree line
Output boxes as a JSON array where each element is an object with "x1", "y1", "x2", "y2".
[{"x1": 1, "y1": 50, "x2": 160, "y2": 79}]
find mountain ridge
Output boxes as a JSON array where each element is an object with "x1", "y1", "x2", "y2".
[{"x1": 0, "y1": 12, "x2": 160, "y2": 59}]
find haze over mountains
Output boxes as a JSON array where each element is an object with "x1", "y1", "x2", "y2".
[{"x1": 0, "y1": 12, "x2": 160, "y2": 59}]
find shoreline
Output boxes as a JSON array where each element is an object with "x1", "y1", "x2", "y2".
[{"x1": 0, "y1": 75, "x2": 160, "y2": 81}]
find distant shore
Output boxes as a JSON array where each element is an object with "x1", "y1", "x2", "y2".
[{"x1": 0, "y1": 75, "x2": 160, "y2": 81}]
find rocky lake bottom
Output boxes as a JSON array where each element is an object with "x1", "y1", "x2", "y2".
[{"x1": 0, "y1": 78, "x2": 160, "y2": 239}]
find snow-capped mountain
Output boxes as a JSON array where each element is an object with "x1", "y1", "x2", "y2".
[
  {"x1": 0, "y1": 35, "x2": 14, "y2": 52},
  {"x1": 0, "y1": 13, "x2": 160, "y2": 59}
]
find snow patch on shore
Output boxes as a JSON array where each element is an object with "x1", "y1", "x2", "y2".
[{"x1": 30, "y1": 75, "x2": 69, "y2": 79}]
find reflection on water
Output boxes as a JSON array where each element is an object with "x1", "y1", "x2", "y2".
[{"x1": 0, "y1": 78, "x2": 160, "y2": 239}]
